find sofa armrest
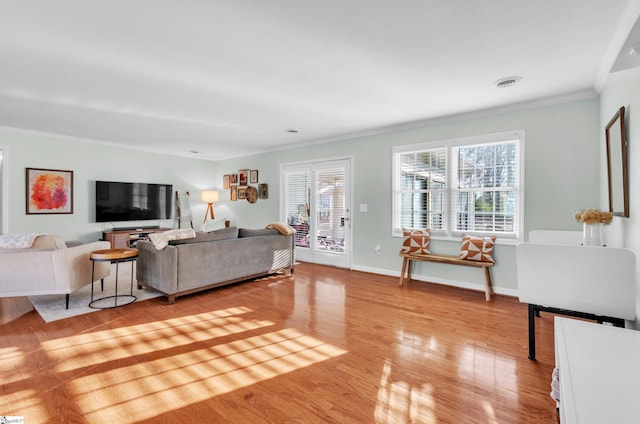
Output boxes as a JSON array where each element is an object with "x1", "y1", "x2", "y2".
[
  {"x1": 0, "y1": 240, "x2": 111, "y2": 296},
  {"x1": 136, "y1": 240, "x2": 178, "y2": 295},
  {"x1": 56, "y1": 241, "x2": 111, "y2": 292}
]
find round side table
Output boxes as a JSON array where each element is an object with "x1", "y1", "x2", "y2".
[{"x1": 89, "y1": 248, "x2": 138, "y2": 309}]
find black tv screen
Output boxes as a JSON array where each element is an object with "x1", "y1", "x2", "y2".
[{"x1": 95, "y1": 181, "x2": 173, "y2": 222}]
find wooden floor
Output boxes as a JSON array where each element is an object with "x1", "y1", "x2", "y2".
[{"x1": 0, "y1": 262, "x2": 559, "y2": 423}]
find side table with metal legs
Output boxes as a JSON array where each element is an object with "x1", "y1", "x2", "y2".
[{"x1": 89, "y1": 248, "x2": 138, "y2": 309}]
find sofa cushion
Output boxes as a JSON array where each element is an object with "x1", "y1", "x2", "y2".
[
  {"x1": 238, "y1": 228, "x2": 279, "y2": 238},
  {"x1": 170, "y1": 227, "x2": 239, "y2": 245}
]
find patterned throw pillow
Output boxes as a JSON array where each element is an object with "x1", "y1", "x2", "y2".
[
  {"x1": 458, "y1": 235, "x2": 496, "y2": 263},
  {"x1": 400, "y1": 228, "x2": 431, "y2": 254}
]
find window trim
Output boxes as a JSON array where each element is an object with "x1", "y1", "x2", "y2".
[{"x1": 392, "y1": 130, "x2": 525, "y2": 243}]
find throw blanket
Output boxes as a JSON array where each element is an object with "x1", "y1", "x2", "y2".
[
  {"x1": 149, "y1": 228, "x2": 196, "y2": 250},
  {"x1": 266, "y1": 222, "x2": 296, "y2": 235},
  {"x1": 0, "y1": 233, "x2": 41, "y2": 249}
]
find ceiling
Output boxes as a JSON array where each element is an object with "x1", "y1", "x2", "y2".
[{"x1": 1, "y1": 1, "x2": 640, "y2": 161}]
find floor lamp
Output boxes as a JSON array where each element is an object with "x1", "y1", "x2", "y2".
[{"x1": 201, "y1": 190, "x2": 219, "y2": 225}]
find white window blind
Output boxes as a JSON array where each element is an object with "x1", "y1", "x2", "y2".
[
  {"x1": 398, "y1": 149, "x2": 447, "y2": 231},
  {"x1": 453, "y1": 141, "x2": 518, "y2": 235},
  {"x1": 393, "y1": 131, "x2": 523, "y2": 240},
  {"x1": 315, "y1": 167, "x2": 346, "y2": 253},
  {"x1": 285, "y1": 169, "x2": 311, "y2": 247}
]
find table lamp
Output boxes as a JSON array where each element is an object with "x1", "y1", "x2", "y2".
[{"x1": 201, "y1": 190, "x2": 219, "y2": 224}]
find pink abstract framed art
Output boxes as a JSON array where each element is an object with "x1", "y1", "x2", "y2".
[{"x1": 26, "y1": 167, "x2": 74, "y2": 214}]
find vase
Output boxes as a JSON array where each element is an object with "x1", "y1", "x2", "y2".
[{"x1": 582, "y1": 223, "x2": 605, "y2": 247}]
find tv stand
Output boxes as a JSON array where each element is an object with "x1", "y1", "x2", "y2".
[
  {"x1": 113, "y1": 225, "x2": 160, "y2": 231},
  {"x1": 103, "y1": 227, "x2": 170, "y2": 249}
]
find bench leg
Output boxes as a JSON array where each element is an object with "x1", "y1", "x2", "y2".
[
  {"x1": 483, "y1": 267, "x2": 493, "y2": 301},
  {"x1": 399, "y1": 257, "x2": 408, "y2": 286}
]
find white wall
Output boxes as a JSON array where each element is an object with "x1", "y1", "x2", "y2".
[
  {"x1": 599, "y1": 66, "x2": 640, "y2": 326},
  {"x1": 0, "y1": 96, "x2": 602, "y2": 296}
]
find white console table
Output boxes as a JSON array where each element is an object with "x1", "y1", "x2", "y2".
[{"x1": 555, "y1": 317, "x2": 640, "y2": 423}]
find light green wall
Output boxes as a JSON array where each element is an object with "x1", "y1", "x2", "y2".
[
  {"x1": 0, "y1": 129, "x2": 217, "y2": 243},
  {"x1": 0, "y1": 96, "x2": 601, "y2": 295},
  {"x1": 215, "y1": 97, "x2": 600, "y2": 295},
  {"x1": 599, "y1": 66, "x2": 640, "y2": 326}
]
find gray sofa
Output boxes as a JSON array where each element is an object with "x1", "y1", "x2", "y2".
[{"x1": 136, "y1": 227, "x2": 294, "y2": 304}]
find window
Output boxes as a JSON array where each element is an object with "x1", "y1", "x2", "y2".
[{"x1": 393, "y1": 131, "x2": 523, "y2": 240}]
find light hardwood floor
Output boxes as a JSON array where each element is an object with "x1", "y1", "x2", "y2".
[{"x1": 0, "y1": 262, "x2": 558, "y2": 423}]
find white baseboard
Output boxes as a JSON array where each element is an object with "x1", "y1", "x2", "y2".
[{"x1": 351, "y1": 264, "x2": 518, "y2": 298}]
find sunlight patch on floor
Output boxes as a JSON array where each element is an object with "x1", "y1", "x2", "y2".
[
  {"x1": 0, "y1": 388, "x2": 46, "y2": 420},
  {"x1": 458, "y1": 344, "x2": 518, "y2": 399},
  {"x1": 42, "y1": 307, "x2": 275, "y2": 372},
  {"x1": 384, "y1": 331, "x2": 518, "y2": 423},
  {"x1": 374, "y1": 359, "x2": 436, "y2": 424},
  {"x1": 66, "y1": 327, "x2": 347, "y2": 421}
]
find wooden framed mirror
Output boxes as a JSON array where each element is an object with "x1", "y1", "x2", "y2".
[{"x1": 605, "y1": 106, "x2": 629, "y2": 217}]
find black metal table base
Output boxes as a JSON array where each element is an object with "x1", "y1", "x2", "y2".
[
  {"x1": 90, "y1": 254, "x2": 137, "y2": 310},
  {"x1": 527, "y1": 303, "x2": 625, "y2": 360},
  {"x1": 89, "y1": 294, "x2": 137, "y2": 309}
]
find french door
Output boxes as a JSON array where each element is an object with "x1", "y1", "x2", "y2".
[{"x1": 281, "y1": 158, "x2": 351, "y2": 268}]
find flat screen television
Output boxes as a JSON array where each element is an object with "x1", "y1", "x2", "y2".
[{"x1": 95, "y1": 181, "x2": 173, "y2": 223}]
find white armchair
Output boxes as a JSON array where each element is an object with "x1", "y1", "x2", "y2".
[{"x1": 0, "y1": 235, "x2": 111, "y2": 308}]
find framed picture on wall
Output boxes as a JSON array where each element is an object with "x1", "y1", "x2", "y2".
[
  {"x1": 26, "y1": 167, "x2": 74, "y2": 214},
  {"x1": 238, "y1": 187, "x2": 246, "y2": 200},
  {"x1": 229, "y1": 174, "x2": 238, "y2": 185},
  {"x1": 250, "y1": 169, "x2": 259, "y2": 184},
  {"x1": 239, "y1": 169, "x2": 249, "y2": 186},
  {"x1": 258, "y1": 183, "x2": 268, "y2": 199},
  {"x1": 230, "y1": 185, "x2": 238, "y2": 201},
  {"x1": 223, "y1": 174, "x2": 230, "y2": 189}
]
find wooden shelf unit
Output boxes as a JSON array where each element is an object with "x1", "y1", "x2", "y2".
[{"x1": 103, "y1": 228, "x2": 171, "y2": 249}]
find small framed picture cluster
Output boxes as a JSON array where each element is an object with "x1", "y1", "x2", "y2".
[{"x1": 223, "y1": 169, "x2": 268, "y2": 203}]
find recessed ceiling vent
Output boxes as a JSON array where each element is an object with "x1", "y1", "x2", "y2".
[{"x1": 495, "y1": 76, "x2": 522, "y2": 88}]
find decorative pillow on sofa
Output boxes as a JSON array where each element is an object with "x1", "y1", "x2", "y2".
[
  {"x1": 458, "y1": 235, "x2": 496, "y2": 263},
  {"x1": 400, "y1": 228, "x2": 430, "y2": 254},
  {"x1": 170, "y1": 227, "x2": 238, "y2": 245}
]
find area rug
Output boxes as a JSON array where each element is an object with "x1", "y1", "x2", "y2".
[{"x1": 29, "y1": 263, "x2": 162, "y2": 323}]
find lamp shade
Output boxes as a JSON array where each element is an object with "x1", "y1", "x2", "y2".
[{"x1": 201, "y1": 190, "x2": 219, "y2": 203}]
